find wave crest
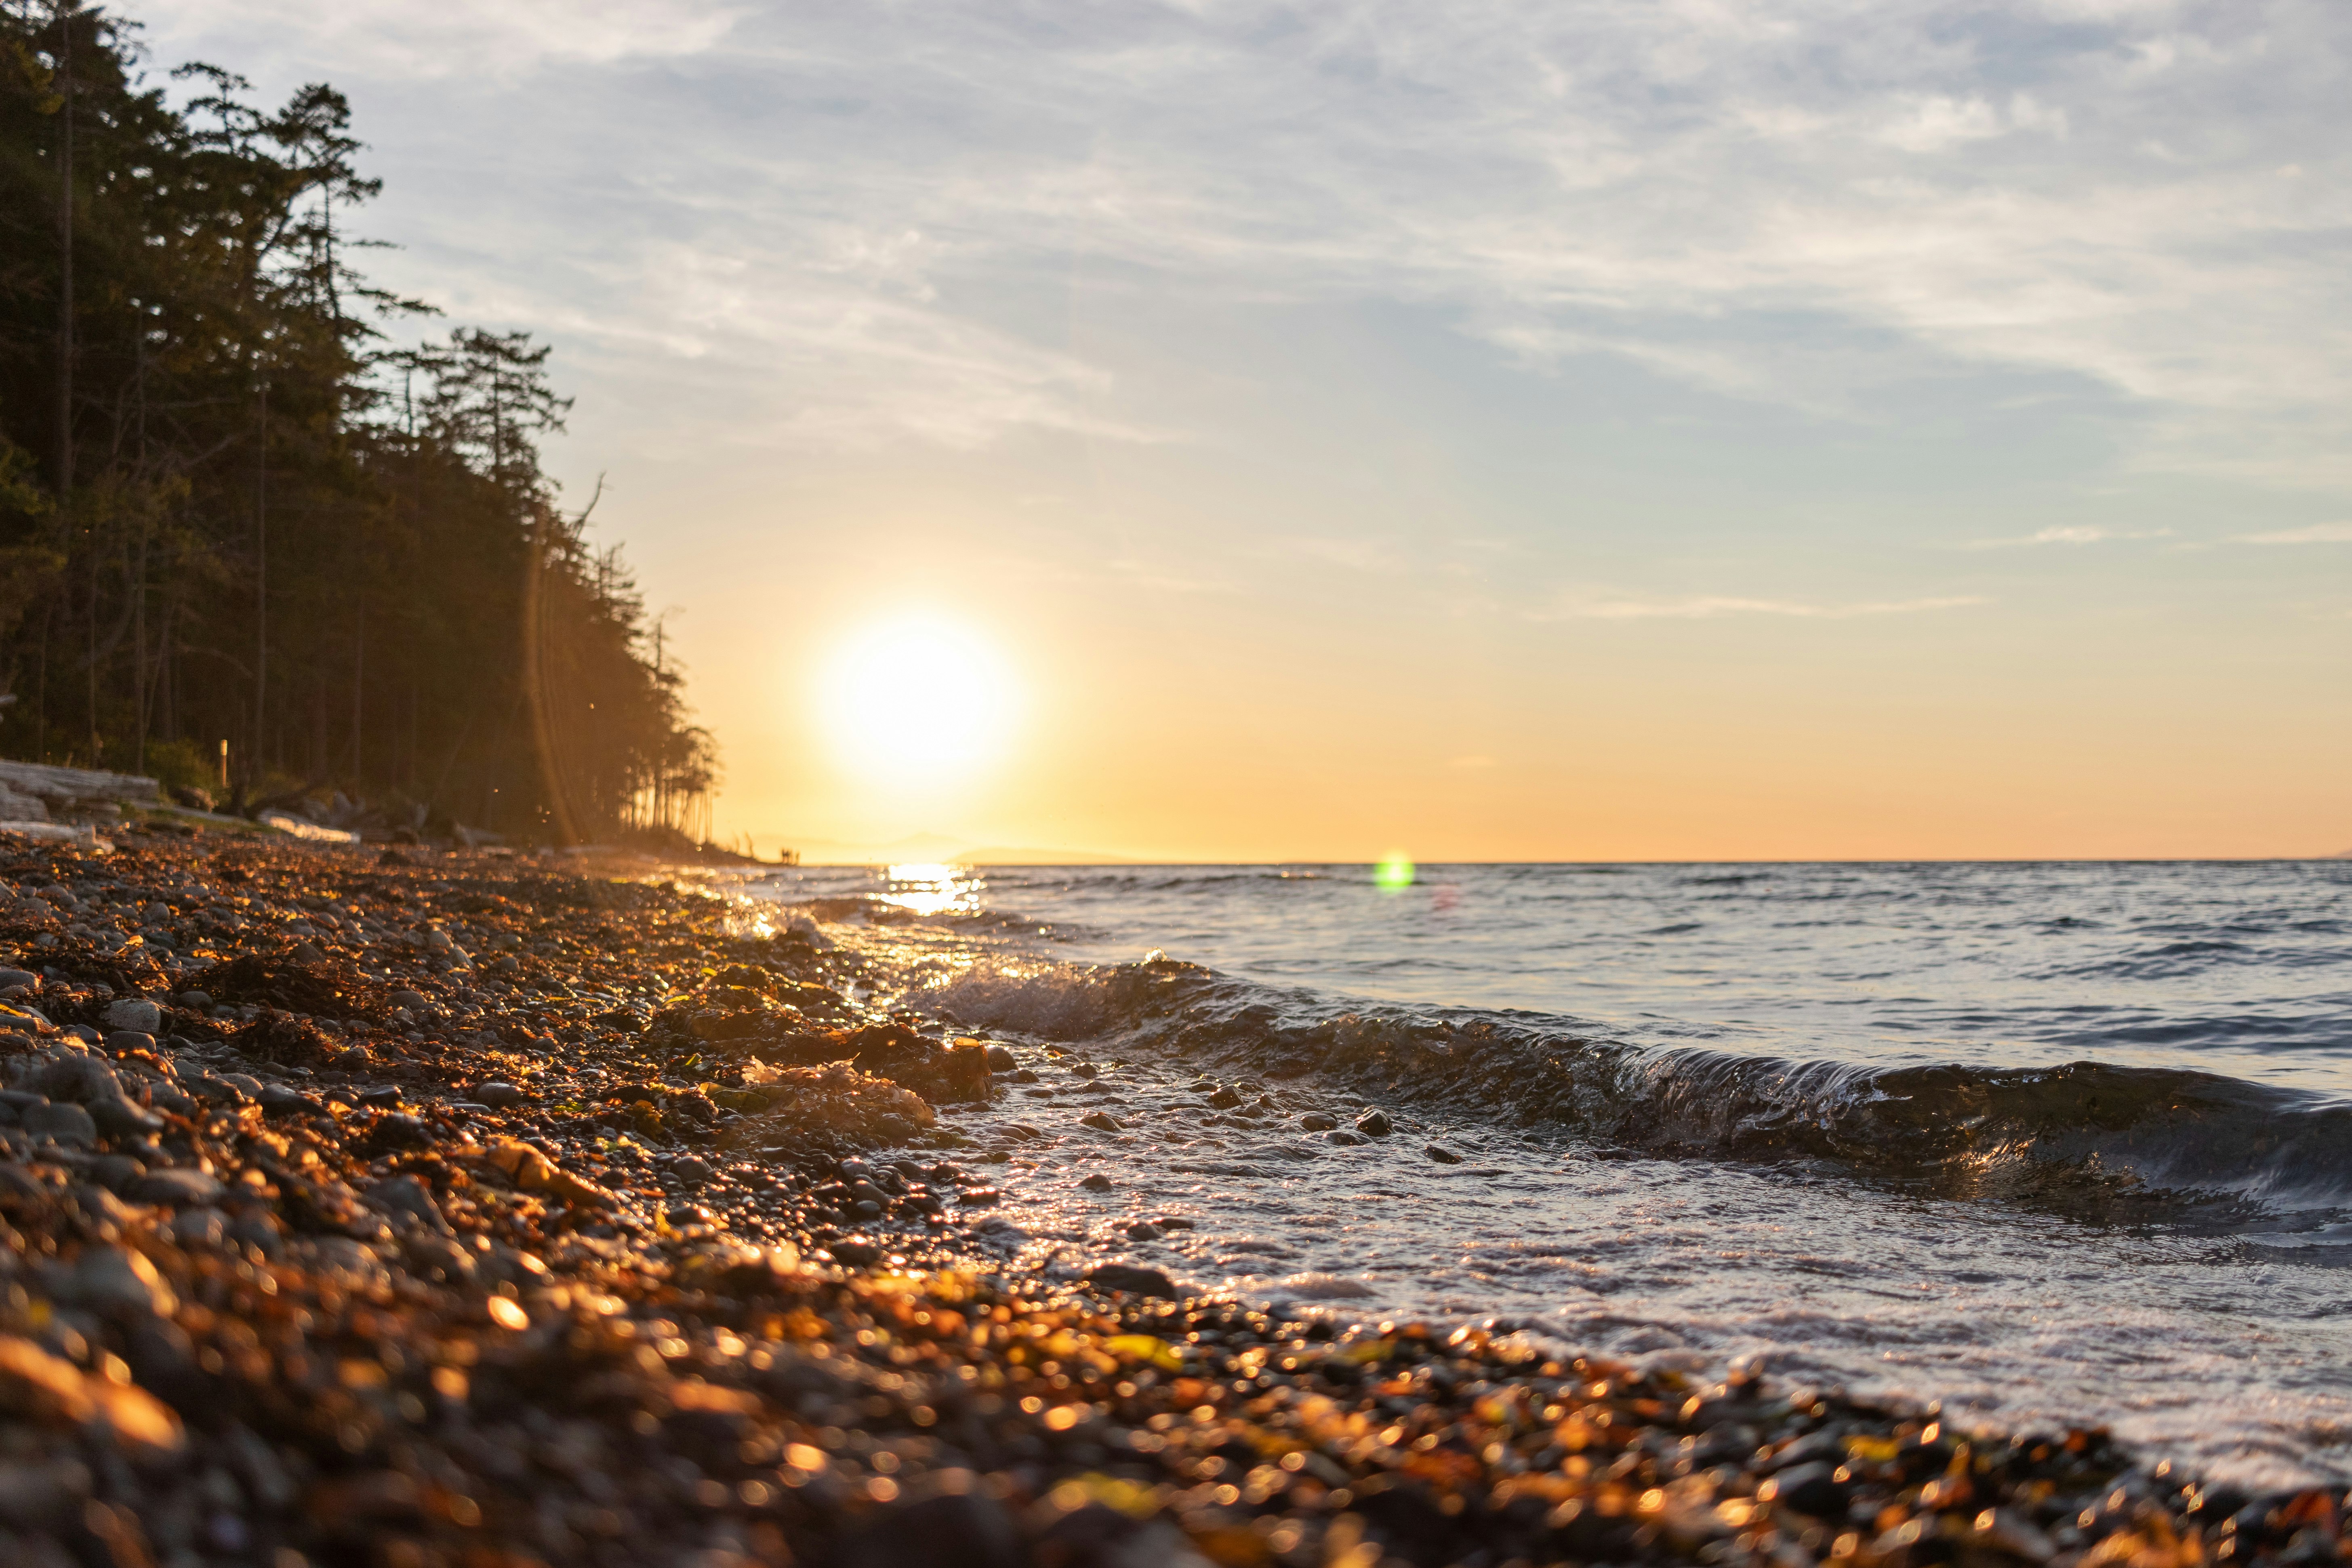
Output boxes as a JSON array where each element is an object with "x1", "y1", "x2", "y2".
[{"x1": 918, "y1": 959, "x2": 2352, "y2": 1213}]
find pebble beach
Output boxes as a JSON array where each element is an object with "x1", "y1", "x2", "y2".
[{"x1": 0, "y1": 829, "x2": 2342, "y2": 1568}]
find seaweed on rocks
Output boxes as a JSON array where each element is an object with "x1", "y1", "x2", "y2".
[{"x1": 181, "y1": 952, "x2": 395, "y2": 1024}]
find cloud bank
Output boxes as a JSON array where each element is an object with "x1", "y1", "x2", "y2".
[{"x1": 142, "y1": 0, "x2": 2352, "y2": 480}]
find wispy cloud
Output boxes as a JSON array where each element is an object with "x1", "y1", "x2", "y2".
[
  {"x1": 2234, "y1": 522, "x2": 2352, "y2": 544},
  {"x1": 145, "y1": 0, "x2": 2352, "y2": 474},
  {"x1": 1550, "y1": 595, "x2": 1986, "y2": 621},
  {"x1": 155, "y1": 0, "x2": 745, "y2": 76},
  {"x1": 1959, "y1": 524, "x2": 2172, "y2": 549}
]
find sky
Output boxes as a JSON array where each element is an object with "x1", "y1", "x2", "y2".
[{"x1": 141, "y1": 0, "x2": 2352, "y2": 861}]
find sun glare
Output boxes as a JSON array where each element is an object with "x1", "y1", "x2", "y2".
[{"x1": 819, "y1": 615, "x2": 1015, "y2": 784}]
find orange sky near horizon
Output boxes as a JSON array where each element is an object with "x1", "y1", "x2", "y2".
[{"x1": 665, "y1": 457, "x2": 2351, "y2": 866}]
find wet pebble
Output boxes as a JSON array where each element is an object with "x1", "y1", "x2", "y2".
[
  {"x1": 475, "y1": 1080, "x2": 523, "y2": 1108},
  {"x1": 1079, "y1": 1172, "x2": 1114, "y2": 1191},
  {"x1": 1078, "y1": 1111, "x2": 1123, "y2": 1132},
  {"x1": 1298, "y1": 1111, "x2": 1338, "y2": 1131},
  {"x1": 1086, "y1": 1262, "x2": 1178, "y2": 1299},
  {"x1": 1357, "y1": 1109, "x2": 1394, "y2": 1136},
  {"x1": 1426, "y1": 1143, "x2": 1464, "y2": 1164}
]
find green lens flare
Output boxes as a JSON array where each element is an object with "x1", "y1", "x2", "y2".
[{"x1": 1374, "y1": 852, "x2": 1416, "y2": 892}]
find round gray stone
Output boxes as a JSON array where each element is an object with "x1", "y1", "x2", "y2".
[
  {"x1": 21, "y1": 1101, "x2": 96, "y2": 1145},
  {"x1": 101, "y1": 998, "x2": 163, "y2": 1035}
]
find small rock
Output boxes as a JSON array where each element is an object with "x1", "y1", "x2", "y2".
[
  {"x1": 1356, "y1": 1109, "x2": 1394, "y2": 1137},
  {"x1": 389, "y1": 989, "x2": 429, "y2": 1011},
  {"x1": 983, "y1": 1043, "x2": 1017, "y2": 1072},
  {"x1": 73, "y1": 1185, "x2": 139, "y2": 1228},
  {"x1": 1155, "y1": 1216, "x2": 1195, "y2": 1229},
  {"x1": 1070, "y1": 1061, "x2": 1099, "y2": 1078},
  {"x1": 1079, "y1": 1172, "x2": 1114, "y2": 1191},
  {"x1": 289, "y1": 941, "x2": 326, "y2": 965},
  {"x1": 1205, "y1": 1086, "x2": 1243, "y2": 1109},
  {"x1": 1010, "y1": 1068, "x2": 1039, "y2": 1084},
  {"x1": 1327, "y1": 1130, "x2": 1365, "y2": 1146},
  {"x1": 1760, "y1": 1461, "x2": 1852, "y2": 1518},
  {"x1": 1125, "y1": 1220, "x2": 1163, "y2": 1240},
  {"x1": 189, "y1": 1073, "x2": 250, "y2": 1106},
  {"x1": 0, "y1": 967, "x2": 37, "y2": 992},
  {"x1": 88, "y1": 1155, "x2": 146, "y2": 1193},
  {"x1": 671, "y1": 1155, "x2": 713, "y2": 1187},
  {"x1": 66, "y1": 1245, "x2": 177, "y2": 1320},
  {"x1": 21, "y1": 1102, "x2": 96, "y2": 1145},
  {"x1": 89, "y1": 1098, "x2": 164, "y2": 1135},
  {"x1": 1079, "y1": 1111, "x2": 1124, "y2": 1132},
  {"x1": 370, "y1": 1174, "x2": 452, "y2": 1234},
  {"x1": 1086, "y1": 1262, "x2": 1179, "y2": 1299},
  {"x1": 130, "y1": 1167, "x2": 222, "y2": 1207},
  {"x1": 101, "y1": 998, "x2": 162, "y2": 1034},
  {"x1": 147, "y1": 1083, "x2": 198, "y2": 1118},
  {"x1": 168, "y1": 1208, "x2": 228, "y2": 1249},
  {"x1": 103, "y1": 1029, "x2": 157, "y2": 1053},
  {"x1": 176, "y1": 989, "x2": 212, "y2": 1008},
  {"x1": 257, "y1": 1083, "x2": 319, "y2": 1116},
  {"x1": 831, "y1": 1238, "x2": 884, "y2": 1267},
  {"x1": 476, "y1": 1080, "x2": 523, "y2": 1108},
  {"x1": 1298, "y1": 1112, "x2": 1338, "y2": 1131},
  {"x1": 1425, "y1": 1143, "x2": 1463, "y2": 1164}
]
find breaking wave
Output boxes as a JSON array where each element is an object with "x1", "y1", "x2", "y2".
[{"x1": 917, "y1": 956, "x2": 2352, "y2": 1214}]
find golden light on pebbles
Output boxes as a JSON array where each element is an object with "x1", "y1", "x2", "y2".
[
  {"x1": 722, "y1": 1062, "x2": 934, "y2": 1145},
  {"x1": 0, "y1": 1334, "x2": 183, "y2": 1459},
  {"x1": 486, "y1": 1296, "x2": 529, "y2": 1331}
]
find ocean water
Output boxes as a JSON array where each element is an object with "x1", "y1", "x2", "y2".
[{"x1": 726, "y1": 860, "x2": 2352, "y2": 1488}]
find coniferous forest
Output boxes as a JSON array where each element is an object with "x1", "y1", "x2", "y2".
[{"x1": 0, "y1": 4, "x2": 717, "y2": 845}]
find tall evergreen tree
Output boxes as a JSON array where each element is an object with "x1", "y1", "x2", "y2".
[{"x1": 0, "y1": 3, "x2": 715, "y2": 843}]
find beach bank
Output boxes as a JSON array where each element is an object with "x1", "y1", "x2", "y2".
[{"x1": 0, "y1": 831, "x2": 2334, "y2": 1568}]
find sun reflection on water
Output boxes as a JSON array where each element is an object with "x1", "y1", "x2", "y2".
[{"x1": 881, "y1": 862, "x2": 983, "y2": 918}]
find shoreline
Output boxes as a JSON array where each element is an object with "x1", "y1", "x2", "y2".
[{"x1": 0, "y1": 829, "x2": 2333, "y2": 1567}]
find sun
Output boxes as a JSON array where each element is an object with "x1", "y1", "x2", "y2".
[{"x1": 818, "y1": 614, "x2": 1016, "y2": 783}]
